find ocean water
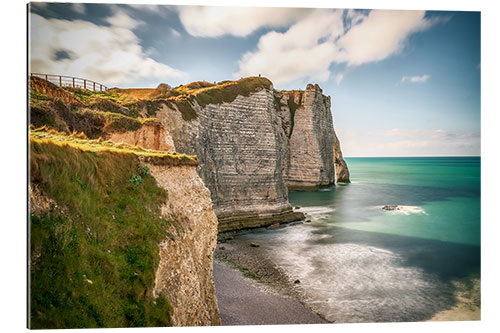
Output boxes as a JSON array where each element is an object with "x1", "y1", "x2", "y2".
[{"x1": 237, "y1": 157, "x2": 480, "y2": 322}]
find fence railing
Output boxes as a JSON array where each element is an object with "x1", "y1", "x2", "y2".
[{"x1": 30, "y1": 73, "x2": 109, "y2": 91}]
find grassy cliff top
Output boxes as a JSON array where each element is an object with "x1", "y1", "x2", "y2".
[
  {"x1": 30, "y1": 127, "x2": 198, "y2": 166},
  {"x1": 30, "y1": 76, "x2": 274, "y2": 124},
  {"x1": 113, "y1": 77, "x2": 272, "y2": 103},
  {"x1": 30, "y1": 130, "x2": 175, "y2": 328}
]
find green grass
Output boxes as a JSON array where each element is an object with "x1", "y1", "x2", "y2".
[
  {"x1": 64, "y1": 87, "x2": 133, "y2": 106},
  {"x1": 131, "y1": 77, "x2": 273, "y2": 122},
  {"x1": 74, "y1": 108, "x2": 157, "y2": 133},
  {"x1": 29, "y1": 89, "x2": 51, "y2": 109},
  {"x1": 29, "y1": 134, "x2": 178, "y2": 328},
  {"x1": 189, "y1": 76, "x2": 272, "y2": 108},
  {"x1": 30, "y1": 127, "x2": 198, "y2": 166}
]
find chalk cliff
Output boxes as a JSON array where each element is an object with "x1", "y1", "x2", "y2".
[
  {"x1": 333, "y1": 129, "x2": 351, "y2": 183},
  {"x1": 280, "y1": 84, "x2": 336, "y2": 190},
  {"x1": 148, "y1": 163, "x2": 221, "y2": 326},
  {"x1": 151, "y1": 81, "x2": 301, "y2": 232},
  {"x1": 146, "y1": 77, "x2": 349, "y2": 231}
]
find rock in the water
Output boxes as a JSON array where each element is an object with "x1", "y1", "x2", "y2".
[
  {"x1": 267, "y1": 223, "x2": 281, "y2": 230},
  {"x1": 382, "y1": 205, "x2": 401, "y2": 211},
  {"x1": 250, "y1": 242, "x2": 261, "y2": 248}
]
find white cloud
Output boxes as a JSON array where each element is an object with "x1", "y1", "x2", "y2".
[
  {"x1": 337, "y1": 127, "x2": 480, "y2": 157},
  {"x1": 106, "y1": 10, "x2": 143, "y2": 30},
  {"x1": 234, "y1": 9, "x2": 344, "y2": 84},
  {"x1": 170, "y1": 28, "x2": 181, "y2": 38},
  {"x1": 335, "y1": 10, "x2": 431, "y2": 66},
  {"x1": 29, "y1": 13, "x2": 187, "y2": 87},
  {"x1": 177, "y1": 6, "x2": 312, "y2": 37},
  {"x1": 233, "y1": 9, "x2": 441, "y2": 85},
  {"x1": 401, "y1": 74, "x2": 430, "y2": 83}
]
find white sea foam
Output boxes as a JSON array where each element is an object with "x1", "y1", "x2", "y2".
[
  {"x1": 379, "y1": 205, "x2": 428, "y2": 215},
  {"x1": 294, "y1": 206, "x2": 336, "y2": 222},
  {"x1": 295, "y1": 206, "x2": 336, "y2": 215},
  {"x1": 266, "y1": 228, "x2": 450, "y2": 323}
]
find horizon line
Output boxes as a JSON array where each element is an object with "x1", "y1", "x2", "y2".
[{"x1": 344, "y1": 155, "x2": 481, "y2": 158}]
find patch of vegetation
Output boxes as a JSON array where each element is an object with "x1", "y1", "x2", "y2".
[
  {"x1": 30, "y1": 137, "x2": 174, "y2": 328},
  {"x1": 74, "y1": 108, "x2": 158, "y2": 133},
  {"x1": 29, "y1": 89, "x2": 51, "y2": 109},
  {"x1": 30, "y1": 127, "x2": 198, "y2": 166},
  {"x1": 129, "y1": 173, "x2": 144, "y2": 185},
  {"x1": 172, "y1": 96, "x2": 198, "y2": 121},
  {"x1": 190, "y1": 76, "x2": 272, "y2": 108},
  {"x1": 64, "y1": 87, "x2": 134, "y2": 106},
  {"x1": 148, "y1": 76, "x2": 273, "y2": 122},
  {"x1": 29, "y1": 85, "x2": 160, "y2": 139},
  {"x1": 30, "y1": 76, "x2": 82, "y2": 105},
  {"x1": 90, "y1": 98, "x2": 130, "y2": 116},
  {"x1": 126, "y1": 100, "x2": 167, "y2": 118}
]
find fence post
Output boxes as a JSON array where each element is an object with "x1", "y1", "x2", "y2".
[
  {"x1": 72, "y1": 77, "x2": 75, "y2": 88},
  {"x1": 59, "y1": 76, "x2": 62, "y2": 87},
  {"x1": 100, "y1": 84, "x2": 102, "y2": 91},
  {"x1": 84, "y1": 79, "x2": 86, "y2": 89},
  {"x1": 93, "y1": 82, "x2": 96, "y2": 91},
  {"x1": 45, "y1": 74, "x2": 48, "y2": 81}
]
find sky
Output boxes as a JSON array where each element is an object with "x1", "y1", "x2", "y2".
[{"x1": 29, "y1": 2, "x2": 480, "y2": 157}]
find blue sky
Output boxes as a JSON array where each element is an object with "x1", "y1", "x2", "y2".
[{"x1": 29, "y1": 3, "x2": 480, "y2": 157}]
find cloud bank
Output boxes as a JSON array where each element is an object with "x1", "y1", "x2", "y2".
[
  {"x1": 336, "y1": 128, "x2": 480, "y2": 157},
  {"x1": 177, "y1": 6, "x2": 312, "y2": 38},
  {"x1": 193, "y1": 9, "x2": 441, "y2": 85},
  {"x1": 29, "y1": 12, "x2": 187, "y2": 87}
]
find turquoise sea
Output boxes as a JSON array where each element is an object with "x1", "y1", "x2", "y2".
[{"x1": 237, "y1": 157, "x2": 480, "y2": 322}]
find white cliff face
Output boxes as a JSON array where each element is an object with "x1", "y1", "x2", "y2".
[
  {"x1": 151, "y1": 80, "x2": 349, "y2": 231},
  {"x1": 284, "y1": 84, "x2": 336, "y2": 190},
  {"x1": 333, "y1": 128, "x2": 351, "y2": 183},
  {"x1": 149, "y1": 164, "x2": 221, "y2": 326},
  {"x1": 195, "y1": 89, "x2": 298, "y2": 231}
]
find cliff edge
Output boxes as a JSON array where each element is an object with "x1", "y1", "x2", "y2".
[{"x1": 29, "y1": 128, "x2": 220, "y2": 328}]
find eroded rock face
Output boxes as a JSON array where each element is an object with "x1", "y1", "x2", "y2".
[
  {"x1": 154, "y1": 88, "x2": 302, "y2": 232},
  {"x1": 333, "y1": 128, "x2": 351, "y2": 183},
  {"x1": 148, "y1": 164, "x2": 221, "y2": 326},
  {"x1": 106, "y1": 121, "x2": 176, "y2": 152},
  {"x1": 151, "y1": 80, "x2": 349, "y2": 231},
  {"x1": 283, "y1": 84, "x2": 336, "y2": 190}
]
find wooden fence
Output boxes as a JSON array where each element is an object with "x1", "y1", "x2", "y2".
[{"x1": 30, "y1": 73, "x2": 109, "y2": 91}]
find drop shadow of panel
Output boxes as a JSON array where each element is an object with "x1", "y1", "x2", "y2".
[{"x1": 309, "y1": 225, "x2": 480, "y2": 281}]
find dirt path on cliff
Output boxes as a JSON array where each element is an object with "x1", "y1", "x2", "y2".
[{"x1": 213, "y1": 261, "x2": 327, "y2": 326}]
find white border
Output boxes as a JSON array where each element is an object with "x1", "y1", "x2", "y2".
[{"x1": 2, "y1": 1, "x2": 498, "y2": 333}]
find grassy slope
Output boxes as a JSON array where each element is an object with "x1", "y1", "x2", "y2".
[
  {"x1": 31, "y1": 76, "x2": 275, "y2": 126},
  {"x1": 29, "y1": 129, "x2": 200, "y2": 328}
]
